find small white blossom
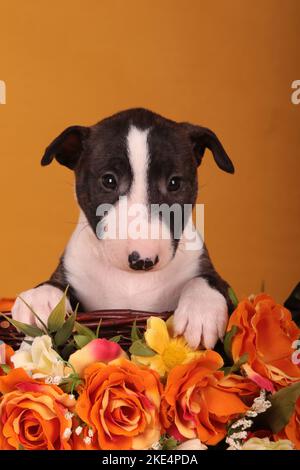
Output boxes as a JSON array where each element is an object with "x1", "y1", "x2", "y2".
[
  {"x1": 245, "y1": 410, "x2": 258, "y2": 418},
  {"x1": 65, "y1": 411, "x2": 74, "y2": 420},
  {"x1": 231, "y1": 431, "x2": 248, "y2": 440},
  {"x1": 75, "y1": 426, "x2": 83, "y2": 436},
  {"x1": 83, "y1": 436, "x2": 91, "y2": 445},
  {"x1": 151, "y1": 441, "x2": 163, "y2": 450},
  {"x1": 88, "y1": 428, "x2": 94, "y2": 438},
  {"x1": 63, "y1": 428, "x2": 72, "y2": 439},
  {"x1": 231, "y1": 418, "x2": 253, "y2": 430},
  {"x1": 53, "y1": 375, "x2": 63, "y2": 385},
  {"x1": 69, "y1": 394, "x2": 75, "y2": 401},
  {"x1": 226, "y1": 436, "x2": 242, "y2": 450},
  {"x1": 226, "y1": 389, "x2": 272, "y2": 450},
  {"x1": 251, "y1": 390, "x2": 271, "y2": 414}
]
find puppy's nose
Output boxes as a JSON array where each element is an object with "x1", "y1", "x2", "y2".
[{"x1": 128, "y1": 251, "x2": 159, "y2": 271}]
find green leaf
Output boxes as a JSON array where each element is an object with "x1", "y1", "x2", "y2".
[
  {"x1": 96, "y1": 318, "x2": 102, "y2": 338},
  {"x1": 54, "y1": 313, "x2": 75, "y2": 346},
  {"x1": 1, "y1": 313, "x2": 44, "y2": 337},
  {"x1": 74, "y1": 321, "x2": 96, "y2": 340},
  {"x1": 228, "y1": 287, "x2": 239, "y2": 309},
  {"x1": 47, "y1": 288, "x2": 69, "y2": 333},
  {"x1": 110, "y1": 335, "x2": 121, "y2": 343},
  {"x1": 0, "y1": 364, "x2": 11, "y2": 374},
  {"x1": 74, "y1": 334, "x2": 91, "y2": 349},
  {"x1": 259, "y1": 382, "x2": 300, "y2": 433},
  {"x1": 61, "y1": 342, "x2": 76, "y2": 360},
  {"x1": 129, "y1": 340, "x2": 156, "y2": 357},
  {"x1": 161, "y1": 437, "x2": 178, "y2": 450},
  {"x1": 224, "y1": 353, "x2": 249, "y2": 375},
  {"x1": 223, "y1": 325, "x2": 239, "y2": 360},
  {"x1": 131, "y1": 319, "x2": 143, "y2": 343}
]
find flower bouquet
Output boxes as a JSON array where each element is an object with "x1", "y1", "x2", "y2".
[{"x1": 0, "y1": 290, "x2": 299, "y2": 451}]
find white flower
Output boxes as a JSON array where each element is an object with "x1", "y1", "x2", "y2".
[
  {"x1": 88, "y1": 428, "x2": 94, "y2": 438},
  {"x1": 176, "y1": 439, "x2": 208, "y2": 450},
  {"x1": 69, "y1": 394, "x2": 75, "y2": 401},
  {"x1": 11, "y1": 335, "x2": 66, "y2": 380},
  {"x1": 75, "y1": 426, "x2": 83, "y2": 436},
  {"x1": 63, "y1": 428, "x2": 72, "y2": 439},
  {"x1": 83, "y1": 436, "x2": 91, "y2": 445},
  {"x1": 241, "y1": 437, "x2": 294, "y2": 450}
]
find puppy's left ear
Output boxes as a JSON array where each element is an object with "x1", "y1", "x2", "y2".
[
  {"x1": 41, "y1": 125, "x2": 90, "y2": 170},
  {"x1": 181, "y1": 123, "x2": 234, "y2": 174}
]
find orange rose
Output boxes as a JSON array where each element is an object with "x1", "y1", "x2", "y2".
[
  {"x1": 76, "y1": 358, "x2": 162, "y2": 450},
  {"x1": 0, "y1": 342, "x2": 14, "y2": 377},
  {"x1": 227, "y1": 294, "x2": 300, "y2": 388},
  {"x1": 161, "y1": 350, "x2": 258, "y2": 445},
  {"x1": 0, "y1": 298, "x2": 15, "y2": 312},
  {"x1": 0, "y1": 368, "x2": 76, "y2": 450},
  {"x1": 274, "y1": 397, "x2": 300, "y2": 449}
]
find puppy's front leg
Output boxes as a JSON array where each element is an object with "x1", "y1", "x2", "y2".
[
  {"x1": 11, "y1": 284, "x2": 72, "y2": 327},
  {"x1": 174, "y1": 277, "x2": 228, "y2": 349}
]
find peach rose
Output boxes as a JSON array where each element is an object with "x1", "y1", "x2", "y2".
[
  {"x1": 0, "y1": 368, "x2": 76, "y2": 450},
  {"x1": 68, "y1": 338, "x2": 127, "y2": 377},
  {"x1": 227, "y1": 294, "x2": 300, "y2": 388},
  {"x1": 76, "y1": 358, "x2": 162, "y2": 450},
  {"x1": 274, "y1": 397, "x2": 300, "y2": 449},
  {"x1": 160, "y1": 350, "x2": 258, "y2": 445}
]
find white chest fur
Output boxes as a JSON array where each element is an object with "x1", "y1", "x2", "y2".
[{"x1": 64, "y1": 214, "x2": 202, "y2": 312}]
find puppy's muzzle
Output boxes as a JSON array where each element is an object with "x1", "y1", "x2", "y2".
[{"x1": 128, "y1": 251, "x2": 159, "y2": 271}]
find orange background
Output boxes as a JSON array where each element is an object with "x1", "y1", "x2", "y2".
[{"x1": 0, "y1": 0, "x2": 299, "y2": 303}]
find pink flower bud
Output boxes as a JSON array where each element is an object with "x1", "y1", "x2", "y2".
[{"x1": 69, "y1": 338, "x2": 126, "y2": 376}]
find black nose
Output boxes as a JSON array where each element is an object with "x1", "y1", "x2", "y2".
[{"x1": 128, "y1": 251, "x2": 159, "y2": 271}]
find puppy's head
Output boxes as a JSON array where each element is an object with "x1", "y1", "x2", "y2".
[{"x1": 41, "y1": 108, "x2": 234, "y2": 272}]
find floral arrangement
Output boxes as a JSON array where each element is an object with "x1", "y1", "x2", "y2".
[{"x1": 0, "y1": 291, "x2": 299, "y2": 451}]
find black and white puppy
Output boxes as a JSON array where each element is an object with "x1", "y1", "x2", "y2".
[{"x1": 12, "y1": 108, "x2": 234, "y2": 349}]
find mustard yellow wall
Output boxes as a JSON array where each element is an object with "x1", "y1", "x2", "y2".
[{"x1": 0, "y1": 0, "x2": 299, "y2": 303}]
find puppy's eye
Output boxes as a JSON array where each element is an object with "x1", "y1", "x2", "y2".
[
  {"x1": 101, "y1": 173, "x2": 118, "y2": 190},
  {"x1": 167, "y1": 176, "x2": 182, "y2": 192}
]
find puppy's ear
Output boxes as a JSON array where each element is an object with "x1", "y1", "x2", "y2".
[
  {"x1": 41, "y1": 126, "x2": 90, "y2": 169},
  {"x1": 181, "y1": 123, "x2": 234, "y2": 174}
]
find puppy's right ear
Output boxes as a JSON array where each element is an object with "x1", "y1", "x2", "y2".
[{"x1": 41, "y1": 126, "x2": 90, "y2": 169}]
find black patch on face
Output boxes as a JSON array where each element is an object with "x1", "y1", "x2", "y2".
[
  {"x1": 75, "y1": 115, "x2": 133, "y2": 233},
  {"x1": 147, "y1": 121, "x2": 198, "y2": 252}
]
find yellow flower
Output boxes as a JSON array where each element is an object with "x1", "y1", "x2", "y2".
[
  {"x1": 241, "y1": 437, "x2": 294, "y2": 450},
  {"x1": 131, "y1": 317, "x2": 204, "y2": 377}
]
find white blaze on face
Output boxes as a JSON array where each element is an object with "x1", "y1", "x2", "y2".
[
  {"x1": 98, "y1": 125, "x2": 174, "y2": 271},
  {"x1": 126, "y1": 125, "x2": 150, "y2": 205}
]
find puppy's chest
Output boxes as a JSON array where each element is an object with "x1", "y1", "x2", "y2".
[{"x1": 64, "y1": 249, "x2": 199, "y2": 313}]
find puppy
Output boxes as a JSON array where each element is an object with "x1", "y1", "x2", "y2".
[{"x1": 12, "y1": 108, "x2": 234, "y2": 349}]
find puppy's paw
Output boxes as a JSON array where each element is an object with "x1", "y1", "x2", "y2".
[
  {"x1": 11, "y1": 285, "x2": 71, "y2": 328},
  {"x1": 174, "y1": 278, "x2": 228, "y2": 349}
]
